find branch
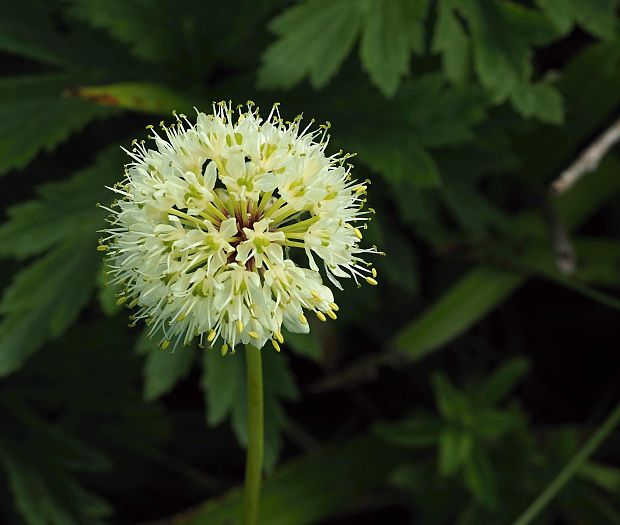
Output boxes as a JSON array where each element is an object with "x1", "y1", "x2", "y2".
[{"x1": 551, "y1": 116, "x2": 620, "y2": 194}]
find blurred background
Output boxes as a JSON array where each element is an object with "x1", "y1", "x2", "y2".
[{"x1": 0, "y1": 1, "x2": 620, "y2": 524}]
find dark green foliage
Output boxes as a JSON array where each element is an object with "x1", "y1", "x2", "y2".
[
  {"x1": 201, "y1": 348, "x2": 299, "y2": 472},
  {"x1": 0, "y1": 1, "x2": 619, "y2": 523}
]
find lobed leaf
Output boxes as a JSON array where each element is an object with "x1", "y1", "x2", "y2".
[
  {"x1": 259, "y1": 0, "x2": 364, "y2": 90},
  {"x1": 359, "y1": 0, "x2": 429, "y2": 96},
  {"x1": 0, "y1": 148, "x2": 124, "y2": 375},
  {"x1": 0, "y1": 75, "x2": 114, "y2": 176}
]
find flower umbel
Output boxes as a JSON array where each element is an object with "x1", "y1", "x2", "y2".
[{"x1": 101, "y1": 102, "x2": 380, "y2": 353}]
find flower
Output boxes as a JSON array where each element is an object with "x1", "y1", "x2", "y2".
[{"x1": 100, "y1": 102, "x2": 380, "y2": 354}]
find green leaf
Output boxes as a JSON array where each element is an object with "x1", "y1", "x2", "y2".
[
  {"x1": 0, "y1": 75, "x2": 114, "y2": 176},
  {"x1": 201, "y1": 349, "x2": 298, "y2": 471},
  {"x1": 442, "y1": 179, "x2": 510, "y2": 233},
  {"x1": 69, "y1": 0, "x2": 194, "y2": 64},
  {"x1": 432, "y1": 373, "x2": 471, "y2": 422},
  {"x1": 0, "y1": 148, "x2": 124, "y2": 376},
  {"x1": 393, "y1": 268, "x2": 523, "y2": 360},
  {"x1": 0, "y1": 0, "x2": 144, "y2": 73},
  {"x1": 434, "y1": 0, "x2": 563, "y2": 121},
  {"x1": 460, "y1": 0, "x2": 556, "y2": 100},
  {"x1": 0, "y1": 444, "x2": 110, "y2": 525},
  {"x1": 137, "y1": 331, "x2": 196, "y2": 401},
  {"x1": 0, "y1": 147, "x2": 124, "y2": 259},
  {"x1": 392, "y1": 158, "x2": 620, "y2": 363},
  {"x1": 70, "y1": 82, "x2": 201, "y2": 116},
  {"x1": 511, "y1": 80, "x2": 564, "y2": 124},
  {"x1": 432, "y1": 0, "x2": 470, "y2": 84},
  {"x1": 259, "y1": 0, "x2": 364, "y2": 90},
  {"x1": 0, "y1": 1, "x2": 81, "y2": 67},
  {"x1": 439, "y1": 428, "x2": 473, "y2": 475},
  {"x1": 374, "y1": 415, "x2": 442, "y2": 448},
  {"x1": 520, "y1": 237, "x2": 620, "y2": 289},
  {"x1": 534, "y1": 0, "x2": 619, "y2": 39},
  {"x1": 347, "y1": 127, "x2": 440, "y2": 188},
  {"x1": 579, "y1": 462, "x2": 620, "y2": 494},
  {"x1": 170, "y1": 433, "x2": 402, "y2": 525},
  {"x1": 359, "y1": 0, "x2": 429, "y2": 96},
  {"x1": 0, "y1": 399, "x2": 111, "y2": 525},
  {"x1": 398, "y1": 75, "x2": 490, "y2": 148},
  {"x1": 471, "y1": 357, "x2": 531, "y2": 406},
  {"x1": 463, "y1": 445, "x2": 498, "y2": 508},
  {"x1": 201, "y1": 349, "x2": 245, "y2": 427},
  {"x1": 0, "y1": 240, "x2": 99, "y2": 377},
  {"x1": 473, "y1": 409, "x2": 521, "y2": 440}
]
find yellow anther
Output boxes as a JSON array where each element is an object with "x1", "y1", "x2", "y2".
[
  {"x1": 311, "y1": 290, "x2": 320, "y2": 299},
  {"x1": 248, "y1": 331, "x2": 260, "y2": 339},
  {"x1": 116, "y1": 296, "x2": 128, "y2": 306},
  {"x1": 97, "y1": 244, "x2": 109, "y2": 252},
  {"x1": 366, "y1": 277, "x2": 378, "y2": 286},
  {"x1": 221, "y1": 343, "x2": 229, "y2": 356},
  {"x1": 330, "y1": 302, "x2": 339, "y2": 312},
  {"x1": 275, "y1": 331, "x2": 284, "y2": 344},
  {"x1": 160, "y1": 339, "x2": 171, "y2": 350},
  {"x1": 354, "y1": 228, "x2": 363, "y2": 240},
  {"x1": 237, "y1": 320, "x2": 244, "y2": 333},
  {"x1": 207, "y1": 330, "x2": 216, "y2": 342},
  {"x1": 299, "y1": 313, "x2": 308, "y2": 325},
  {"x1": 371, "y1": 267, "x2": 377, "y2": 278},
  {"x1": 271, "y1": 339, "x2": 281, "y2": 352},
  {"x1": 316, "y1": 311, "x2": 327, "y2": 322},
  {"x1": 326, "y1": 309, "x2": 337, "y2": 320}
]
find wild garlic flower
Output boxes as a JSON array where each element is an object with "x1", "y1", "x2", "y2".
[{"x1": 100, "y1": 102, "x2": 380, "y2": 353}]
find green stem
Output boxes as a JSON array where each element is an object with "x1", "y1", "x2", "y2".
[
  {"x1": 512, "y1": 399, "x2": 620, "y2": 525},
  {"x1": 243, "y1": 345, "x2": 264, "y2": 525}
]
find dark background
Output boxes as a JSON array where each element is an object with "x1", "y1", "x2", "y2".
[{"x1": 0, "y1": 1, "x2": 619, "y2": 524}]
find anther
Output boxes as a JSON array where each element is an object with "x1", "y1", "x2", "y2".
[
  {"x1": 366, "y1": 277, "x2": 378, "y2": 286},
  {"x1": 271, "y1": 339, "x2": 281, "y2": 352},
  {"x1": 160, "y1": 339, "x2": 171, "y2": 350},
  {"x1": 207, "y1": 330, "x2": 216, "y2": 342},
  {"x1": 326, "y1": 309, "x2": 337, "y2": 320},
  {"x1": 316, "y1": 311, "x2": 327, "y2": 322}
]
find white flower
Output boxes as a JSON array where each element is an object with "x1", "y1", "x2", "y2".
[{"x1": 101, "y1": 102, "x2": 380, "y2": 353}]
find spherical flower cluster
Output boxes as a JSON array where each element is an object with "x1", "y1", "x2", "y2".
[{"x1": 100, "y1": 102, "x2": 379, "y2": 354}]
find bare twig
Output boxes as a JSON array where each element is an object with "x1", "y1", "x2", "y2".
[
  {"x1": 551, "y1": 116, "x2": 620, "y2": 194},
  {"x1": 542, "y1": 199, "x2": 576, "y2": 275}
]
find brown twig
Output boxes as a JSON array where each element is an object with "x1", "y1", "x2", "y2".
[
  {"x1": 541, "y1": 199, "x2": 576, "y2": 275},
  {"x1": 551, "y1": 116, "x2": 620, "y2": 194}
]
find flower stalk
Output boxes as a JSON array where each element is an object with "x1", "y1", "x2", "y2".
[{"x1": 243, "y1": 345, "x2": 263, "y2": 525}]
